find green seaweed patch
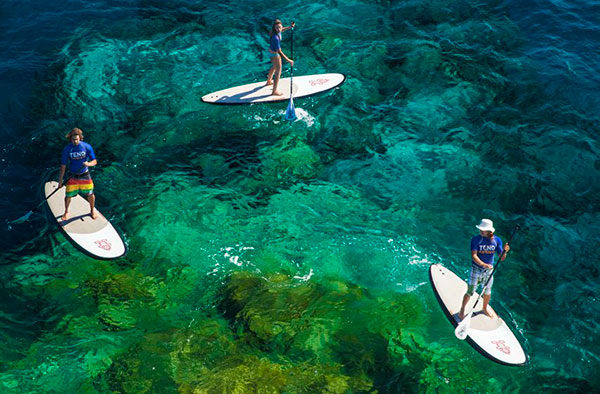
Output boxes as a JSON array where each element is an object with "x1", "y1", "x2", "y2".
[
  {"x1": 98, "y1": 300, "x2": 138, "y2": 331},
  {"x1": 217, "y1": 270, "x2": 433, "y2": 389},
  {"x1": 182, "y1": 356, "x2": 372, "y2": 394},
  {"x1": 96, "y1": 331, "x2": 176, "y2": 394},
  {"x1": 84, "y1": 271, "x2": 156, "y2": 303},
  {"x1": 82, "y1": 270, "x2": 173, "y2": 332},
  {"x1": 343, "y1": 42, "x2": 391, "y2": 82},
  {"x1": 313, "y1": 36, "x2": 344, "y2": 62},
  {"x1": 169, "y1": 320, "x2": 239, "y2": 383},
  {"x1": 170, "y1": 316, "x2": 373, "y2": 392},
  {"x1": 388, "y1": 329, "x2": 504, "y2": 393},
  {"x1": 260, "y1": 135, "x2": 323, "y2": 187}
]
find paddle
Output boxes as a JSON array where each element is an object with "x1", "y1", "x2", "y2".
[
  {"x1": 8, "y1": 179, "x2": 68, "y2": 225},
  {"x1": 455, "y1": 224, "x2": 520, "y2": 340},
  {"x1": 285, "y1": 22, "x2": 297, "y2": 121}
]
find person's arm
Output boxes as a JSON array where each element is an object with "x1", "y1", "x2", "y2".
[
  {"x1": 500, "y1": 242, "x2": 510, "y2": 261},
  {"x1": 84, "y1": 144, "x2": 97, "y2": 168},
  {"x1": 471, "y1": 250, "x2": 493, "y2": 270},
  {"x1": 282, "y1": 21, "x2": 295, "y2": 32},
  {"x1": 58, "y1": 164, "x2": 67, "y2": 188},
  {"x1": 278, "y1": 49, "x2": 294, "y2": 65}
]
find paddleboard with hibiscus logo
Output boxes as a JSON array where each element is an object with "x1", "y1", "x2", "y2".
[
  {"x1": 201, "y1": 73, "x2": 345, "y2": 104},
  {"x1": 429, "y1": 264, "x2": 527, "y2": 366},
  {"x1": 45, "y1": 181, "x2": 127, "y2": 260}
]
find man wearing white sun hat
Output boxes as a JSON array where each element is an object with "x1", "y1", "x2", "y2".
[{"x1": 458, "y1": 219, "x2": 510, "y2": 320}]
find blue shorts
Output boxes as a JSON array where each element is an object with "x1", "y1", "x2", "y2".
[
  {"x1": 267, "y1": 50, "x2": 279, "y2": 58},
  {"x1": 467, "y1": 266, "x2": 493, "y2": 295}
]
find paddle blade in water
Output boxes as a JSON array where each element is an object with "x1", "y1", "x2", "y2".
[
  {"x1": 455, "y1": 312, "x2": 472, "y2": 340},
  {"x1": 285, "y1": 98, "x2": 297, "y2": 121},
  {"x1": 9, "y1": 210, "x2": 33, "y2": 225}
]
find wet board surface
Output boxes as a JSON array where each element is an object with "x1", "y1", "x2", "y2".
[
  {"x1": 45, "y1": 181, "x2": 126, "y2": 260},
  {"x1": 201, "y1": 73, "x2": 346, "y2": 104},
  {"x1": 429, "y1": 264, "x2": 527, "y2": 366}
]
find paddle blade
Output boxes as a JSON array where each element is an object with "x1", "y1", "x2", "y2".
[
  {"x1": 455, "y1": 312, "x2": 472, "y2": 340},
  {"x1": 285, "y1": 98, "x2": 297, "y2": 121},
  {"x1": 9, "y1": 210, "x2": 33, "y2": 225}
]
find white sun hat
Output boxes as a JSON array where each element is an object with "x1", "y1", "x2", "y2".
[{"x1": 476, "y1": 218, "x2": 495, "y2": 232}]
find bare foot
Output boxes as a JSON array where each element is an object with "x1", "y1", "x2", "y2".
[
  {"x1": 483, "y1": 309, "x2": 496, "y2": 319},
  {"x1": 61, "y1": 212, "x2": 69, "y2": 221},
  {"x1": 271, "y1": 91, "x2": 283, "y2": 96},
  {"x1": 458, "y1": 312, "x2": 465, "y2": 321},
  {"x1": 91, "y1": 211, "x2": 99, "y2": 220},
  {"x1": 265, "y1": 80, "x2": 273, "y2": 86}
]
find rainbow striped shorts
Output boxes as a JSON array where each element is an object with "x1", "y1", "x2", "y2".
[{"x1": 66, "y1": 172, "x2": 94, "y2": 197}]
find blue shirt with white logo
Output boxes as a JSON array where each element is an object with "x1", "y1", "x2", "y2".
[
  {"x1": 61, "y1": 142, "x2": 95, "y2": 175},
  {"x1": 471, "y1": 235, "x2": 503, "y2": 268}
]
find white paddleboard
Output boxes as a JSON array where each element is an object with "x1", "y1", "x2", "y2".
[
  {"x1": 429, "y1": 264, "x2": 527, "y2": 366},
  {"x1": 45, "y1": 181, "x2": 126, "y2": 260},
  {"x1": 201, "y1": 73, "x2": 346, "y2": 104}
]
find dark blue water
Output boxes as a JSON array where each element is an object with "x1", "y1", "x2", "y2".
[{"x1": 1, "y1": 0, "x2": 599, "y2": 392}]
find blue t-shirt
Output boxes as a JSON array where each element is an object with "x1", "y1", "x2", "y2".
[
  {"x1": 471, "y1": 235, "x2": 503, "y2": 268},
  {"x1": 61, "y1": 142, "x2": 96, "y2": 175},
  {"x1": 269, "y1": 33, "x2": 281, "y2": 51}
]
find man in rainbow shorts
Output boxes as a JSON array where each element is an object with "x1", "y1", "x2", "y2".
[{"x1": 58, "y1": 128, "x2": 98, "y2": 220}]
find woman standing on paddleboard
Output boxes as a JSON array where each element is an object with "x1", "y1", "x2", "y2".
[
  {"x1": 266, "y1": 19, "x2": 294, "y2": 96},
  {"x1": 58, "y1": 128, "x2": 98, "y2": 220},
  {"x1": 458, "y1": 219, "x2": 510, "y2": 320}
]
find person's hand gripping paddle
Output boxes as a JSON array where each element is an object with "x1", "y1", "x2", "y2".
[{"x1": 455, "y1": 225, "x2": 520, "y2": 340}]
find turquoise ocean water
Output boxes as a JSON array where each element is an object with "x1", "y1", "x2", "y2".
[{"x1": 1, "y1": 0, "x2": 599, "y2": 392}]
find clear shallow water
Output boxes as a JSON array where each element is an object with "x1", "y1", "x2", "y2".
[{"x1": 0, "y1": 0, "x2": 599, "y2": 392}]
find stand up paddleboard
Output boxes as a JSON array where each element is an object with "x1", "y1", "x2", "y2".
[
  {"x1": 429, "y1": 264, "x2": 527, "y2": 366},
  {"x1": 201, "y1": 73, "x2": 345, "y2": 105},
  {"x1": 45, "y1": 181, "x2": 126, "y2": 260}
]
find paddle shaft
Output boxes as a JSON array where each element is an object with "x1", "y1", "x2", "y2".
[
  {"x1": 466, "y1": 225, "x2": 520, "y2": 314},
  {"x1": 40, "y1": 182, "x2": 66, "y2": 207},
  {"x1": 284, "y1": 24, "x2": 297, "y2": 121},
  {"x1": 33, "y1": 175, "x2": 72, "y2": 210},
  {"x1": 289, "y1": 26, "x2": 294, "y2": 93},
  {"x1": 8, "y1": 178, "x2": 69, "y2": 224},
  {"x1": 31, "y1": 178, "x2": 69, "y2": 211}
]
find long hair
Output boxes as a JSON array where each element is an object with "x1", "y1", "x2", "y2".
[
  {"x1": 270, "y1": 19, "x2": 282, "y2": 37},
  {"x1": 65, "y1": 127, "x2": 84, "y2": 141}
]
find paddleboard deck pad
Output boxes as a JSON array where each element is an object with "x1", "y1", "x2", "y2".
[
  {"x1": 201, "y1": 73, "x2": 345, "y2": 104},
  {"x1": 45, "y1": 181, "x2": 126, "y2": 260},
  {"x1": 429, "y1": 264, "x2": 527, "y2": 366}
]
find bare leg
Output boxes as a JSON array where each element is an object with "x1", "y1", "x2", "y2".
[
  {"x1": 266, "y1": 64, "x2": 275, "y2": 85},
  {"x1": 87, "y1": 194, "x2": 98, "y2": 219},
  {"x1": 271, "y1": 55, "x2": 283, "y2": 96},
  {"x1": 458, "y1": 293, "x2": 471, "y2": 320},
  {"x1": 482, "y1": 294, "x2": 496, "y2": 319},
  {"x1": 61, "y1": 197, "x2": 72, "y2": 220}
]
